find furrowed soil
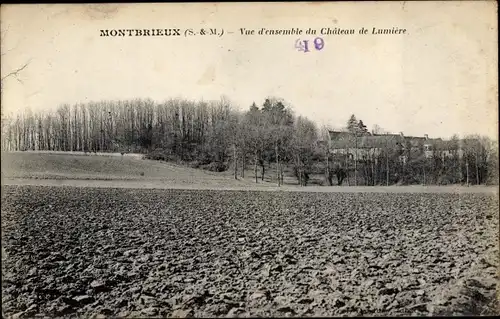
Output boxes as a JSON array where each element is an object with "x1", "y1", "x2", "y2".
[{"x1": 1, "y1": 186, "x2": 498, "y2": 318}]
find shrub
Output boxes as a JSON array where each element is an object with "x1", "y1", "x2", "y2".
[
  {"x1": 201, "y1": 161, "x2": 228, "y2": 172},
  {"x1": 189, "y1": 161, "x2": 201, "y2": 169},
  {"x1": 144, "y1": 149, "x2": 176, "y2": 162}
]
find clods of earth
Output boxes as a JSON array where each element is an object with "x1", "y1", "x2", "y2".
[{"x1": 1, "y1": 186, "x2": 498, "y2": 317}]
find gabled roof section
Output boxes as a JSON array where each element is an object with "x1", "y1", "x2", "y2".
[
  {"x1": 329, "y1": 130, "x2": 405, "y2": 149},
  {"x1": 328, "y1": 130, "x2": 457, "y2": 150}
]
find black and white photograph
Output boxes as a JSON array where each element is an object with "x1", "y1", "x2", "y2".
[{"x1": 1, "y1": 2, "x2": 498, "y2": 318}]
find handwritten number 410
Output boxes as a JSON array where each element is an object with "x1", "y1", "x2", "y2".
[{"x1": 295, "y1": 37, "x2": 325, "y2": 53}]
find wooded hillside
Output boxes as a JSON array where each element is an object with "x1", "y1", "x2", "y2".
[{"x1": 1, "y1": 97, "x2": 498, "y2": 186}]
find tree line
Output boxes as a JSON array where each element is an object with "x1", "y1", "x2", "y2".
[{"x1": 1, "y1": 97, "x2": 498, "y2": 186}]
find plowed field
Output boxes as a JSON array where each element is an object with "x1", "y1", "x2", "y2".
[{"x1": 1, "y1": 186, "x2": 498, "y2": 318}]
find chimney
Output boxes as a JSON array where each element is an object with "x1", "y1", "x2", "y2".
[{"x1": 424, "y1": 134, "x2": 429, "y2": 140}]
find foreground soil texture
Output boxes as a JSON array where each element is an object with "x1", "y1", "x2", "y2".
[{"x1": 1, "y1": 186, "x2": 498, "y2": 318}]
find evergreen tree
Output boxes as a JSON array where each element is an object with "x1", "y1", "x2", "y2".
[
  {"x1": 357, "y1": 120, "x2": 368, "y2": 135},
  {"x1": 346, "y1": 114, "x2": 358, "y2": 133}
]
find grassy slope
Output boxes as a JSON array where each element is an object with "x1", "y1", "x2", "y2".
[
  {"x1": 1, "y1": 151, "x2": 313, "y2": 187},
  {"x1": 1, "y1": 151, "x2": 258, "y2": 187}
]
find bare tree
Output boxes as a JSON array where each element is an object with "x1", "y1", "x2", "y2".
[
  {"x1": 319, "y1": 125, "x2": 333, "y2": 185},
  {"x1": 1, "y1": 60, "x2": 30, "y2": 86},
  {"x1": 1, "y1": 28, "x2": 32, "y2": 152},
  {"x1": 1, "y1": 28, "x2": 31, "y2": 88}
]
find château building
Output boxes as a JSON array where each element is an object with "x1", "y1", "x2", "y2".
[{"x1": 327, "y1": 130, "x2": 465, "y2": 162}]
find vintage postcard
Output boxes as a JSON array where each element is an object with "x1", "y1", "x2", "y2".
[{"x1": 1, "y1": 1, "x2": 498, "y2": 318}]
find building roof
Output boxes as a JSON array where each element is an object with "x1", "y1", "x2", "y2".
[{"x1": 329, "y1": 130, "x2": 454, "y2": 150}]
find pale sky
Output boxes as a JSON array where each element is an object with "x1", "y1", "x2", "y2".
[{"x1": 1, "y1": 2, "x2": 498, "y2": 140}]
